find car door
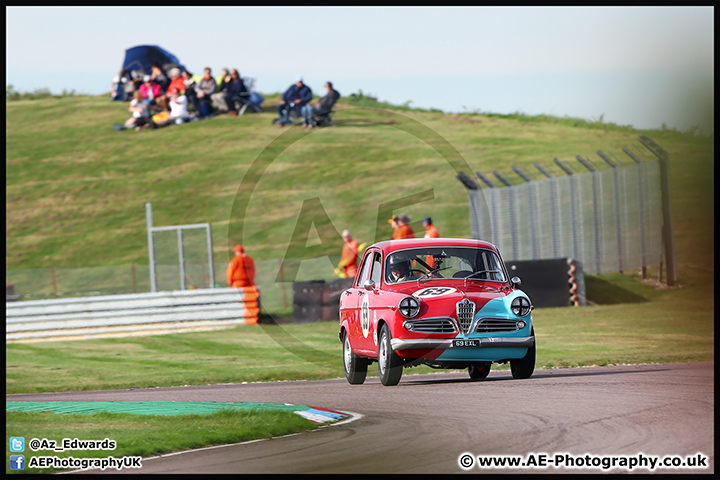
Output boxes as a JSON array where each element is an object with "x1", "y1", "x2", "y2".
[
  {"x1": 342, "y1": 249, "x2": 375, "y2": 350},
  {"x1": 354, "y1": 249, "x2": 383, "y2": 355}
]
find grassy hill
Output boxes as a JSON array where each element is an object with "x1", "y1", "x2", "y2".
[{"x1": 5, "y1": 93, "x2": 714, "y2": 297}]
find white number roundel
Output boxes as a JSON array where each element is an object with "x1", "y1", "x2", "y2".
[{"x1": 361, "y1": 294, "x2": 370, "y2": 338}]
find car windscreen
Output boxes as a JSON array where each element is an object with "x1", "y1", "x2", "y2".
[{"x1": 384, "y1": 247, "x2": 507, "y2": 284}]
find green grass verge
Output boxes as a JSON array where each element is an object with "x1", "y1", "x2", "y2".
[{"x1": 5, "y1": 408, "x2": 316, "y2": 474}]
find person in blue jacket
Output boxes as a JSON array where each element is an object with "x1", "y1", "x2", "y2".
[
  {"x1": 275, "y1": 76, "x2": 313, "y2": 126},
  {"x1": 225, "y1": 69, "x2": 248, "y2": 117}
]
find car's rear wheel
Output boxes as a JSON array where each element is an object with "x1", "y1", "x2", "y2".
[
  {"x1": 343, "y1": 332, "x2": 368, "y2": 385},
  {"x1": 510, "y1": 328, "x2": 536, "y2": 379},
  {"x1": 468, "y1": 362, "x2": 491, "y2": 380},
  {"x1": 378, "y1": 324, "x2": 403, "y2": 386}
]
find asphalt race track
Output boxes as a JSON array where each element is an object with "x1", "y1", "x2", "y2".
[{"x1": 8, "y1": 362, "x2": 714, "y2": 474}]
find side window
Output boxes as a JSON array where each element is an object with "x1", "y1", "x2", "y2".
[
  {"x1": 370, "y1": 252, "x2": 382, "y2": 285},
  {"x1": 356, "y1": 250, "x2": 374, "y2": 287}
]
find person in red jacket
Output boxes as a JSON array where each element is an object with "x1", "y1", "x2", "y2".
[{"x1": 226, "y1": 244, "x2": 256, "y2": 288}]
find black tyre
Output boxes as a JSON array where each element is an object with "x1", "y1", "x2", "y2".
[
  {"x1": 468, "y1": 362, "x2": 491, "y2": 380},
  {"x1": 510, "y1": 328, "x2": 536, "y2": 379},
  {"x1": 378, "y1": 324, "x2": 403, "y2": 386},
  {"x1": 343, "y1": 333, "x2": 368, "y2": 385}
]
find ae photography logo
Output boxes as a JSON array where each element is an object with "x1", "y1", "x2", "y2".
[{"x1": 228, "y1": 106, "x2": 489, "y2": 363}]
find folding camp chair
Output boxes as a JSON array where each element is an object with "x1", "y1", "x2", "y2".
[{"x1": 232, "y1": 77, "x2": 263, "y2": 116}]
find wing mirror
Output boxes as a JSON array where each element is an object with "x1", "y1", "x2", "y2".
[
  {"x1": 363, "y1": 279, "x2": 376, "y2": 291},
  {"x1": 511, "y1": 276, "x2": 522, "y2": 288}
]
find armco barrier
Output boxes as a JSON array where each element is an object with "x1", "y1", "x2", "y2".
[{"x1": 6, "y1": 287, "x2": 259, "y2": 343}]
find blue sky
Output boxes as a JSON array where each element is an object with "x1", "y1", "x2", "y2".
[{"x1": 6, "y1": 6, "x2": 714, "y2": 132}]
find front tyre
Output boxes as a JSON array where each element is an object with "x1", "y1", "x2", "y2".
[
  {"x1": 378, "y1": 324, "x2": 403, "y2": 386},
  {"x1": 468, "y1": 362, "x2": 491, "y2": 380},
  {"x1": 510, "y1": 327, "x2": 536, "y2": 379},
  {"x1": 343, "y1": 332, "x2": 368, "y2": 385}
]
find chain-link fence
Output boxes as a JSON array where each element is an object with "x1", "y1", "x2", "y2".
[{"x1": 468, "y1": 158, "x2": 663, "y2": 275}]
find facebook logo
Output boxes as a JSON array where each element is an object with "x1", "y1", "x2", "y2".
[
  {"x1": 10, "y1": 455, "x2": 25, "y2": 470},
  {"x1": 10, "y1": 436, "x2": 25, "y2": 452}
]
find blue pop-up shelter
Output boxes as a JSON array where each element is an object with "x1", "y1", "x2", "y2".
[
  {"x1": 122, "y1": 45, "x2": 185, "y2": 75},
  {"x1": 113, "y1": 45, "x2": 186, "y2": 101}
]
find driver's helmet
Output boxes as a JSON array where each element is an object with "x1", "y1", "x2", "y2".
[{"x1": 387, "y1": 255, "x2": 411, "y2": 279}]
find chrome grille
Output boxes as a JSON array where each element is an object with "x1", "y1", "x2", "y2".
[
  {"x1": 456, "y1": 298, "x2": 476, "y2": 335},
  {"x1": 404, "y1": 318, "x2": 456, "y2": 334},
  {"x1": 476, "y1": 318, "x2": 521, "y2": 333}
]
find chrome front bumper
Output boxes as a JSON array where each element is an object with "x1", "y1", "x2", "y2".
[{"x1": 391, "y1": 336, "x2": 534, "y2": 351}]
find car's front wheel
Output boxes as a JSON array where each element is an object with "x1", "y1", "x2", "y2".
[
  {"x1": 510, "y1": 328, "x2": 536, "y2": 379},
  {"x1": 468, "y1": 362, "x2": 491, "y2": 380},
  {"x1": 343, "y1": 332, "x2": 368, "y2": 385},
  {"x1": 378, "y1": 324, "x2": 403, "y2": 386}
]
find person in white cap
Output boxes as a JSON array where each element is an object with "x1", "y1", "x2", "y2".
[{"x1": 275, "y1": 76, "x2": 313, "y2": 126}]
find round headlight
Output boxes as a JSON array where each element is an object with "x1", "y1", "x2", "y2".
[
  {"x1": 511, "y1": 296, "x2": 532, "y2": 317},
  {"x1": 399, "y1": 296, "x2": 420, "y2": 318}
]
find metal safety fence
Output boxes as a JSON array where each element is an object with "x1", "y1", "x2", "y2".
[{"x1": 460, "y1": 135, "x2": 673, "y2": 277}]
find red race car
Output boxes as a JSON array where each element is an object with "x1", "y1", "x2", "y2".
[{"x1": 339, "y1": 238, "x2": 535, "y2": 386}]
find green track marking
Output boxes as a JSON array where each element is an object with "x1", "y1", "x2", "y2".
[{"x1": 6, "y1": 401, "x2": 310, "y2": 416}]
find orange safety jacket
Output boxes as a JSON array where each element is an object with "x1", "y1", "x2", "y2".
[
  {"x1": 340, "y1": 240, "x2": 360, "y2": 278},
  {"x1": 424, "y1": 225, "x2": 440, "y2": 238},
  {"x1": 226, "y1": 253, "x2": 256, "y2": 288},
  {"x1": 424, "y1": 225, "x2": 440, "y2": 269},
  {"x1": 392, "y1": 224, "x2": 415, "y2": 240}
]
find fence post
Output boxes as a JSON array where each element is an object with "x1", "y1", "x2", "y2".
[
  {"x1": 637, "y1": 134, "x2": 677, "y2": 287},
  {"x1": 536, "y1": 163, "x2": 560, "y2": 258},
  {"x1": 206, "y1": 223, "x2": 215, "y2": 288},
  {"x1": 555, "y1": 158, "x2": 580, "y2": 262},
  {"x1": 597, "y1": 151, "x2": 624, "y2": 273},
  {"x1": 475, "y1": 173, "x2": 499, "y2": 246},
  {"x1": 146, "y1": 202, "x2": 158, "y2": 293},
  {"x1": 576, "y1": 156, "x2": 601, "y2": 273},
  {"x1": 622, "y1": 146, "x2": 648, "y2": 278},
  {"x1": 513, "y1": 166, "x2": 538, "y2": 259},
  {"x1": 51, "y1": 266, "x2": 58, "y2": 298},
  {"x1": 493, "y1": 171, "x2": 517, "y2": 260},
  {"x1": 132, "y1": 263, "x2": 137, "y2": 293}
]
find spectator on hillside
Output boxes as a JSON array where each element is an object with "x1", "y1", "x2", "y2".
[
  {"x1": 275, "y1": 76, "x2": 313, "y2": 127},
  {"x1": 111, "y1": 70, "x2": 132, "y2": 101},
  {"x1": 196, "y1": 67, "x2": 217, "y2": 117},
  {"x1": 182, "y1": 70, "x2": 202, "y2": 116},
  {"x1": 301, "y1": 81, "x2": 340, "y2": 128},
  {"x1": 150, "y1": 63, "x2": 169, "y2": 91},
  {"x1": 124, "y1": 91, "x2": 150, "y2": 131},
  {"x1": 211, "y1": 68, "x2": 233, "y2": 113},
  {"x1": 156, "y1": 68, "x2": 185, "y2": 112},
  {"x1": 225, "y1": 69, "x2": 249, "y2": 117},
  {"x1": 215, "y1": 68, "x2": 230, "y2": 92},
  {"x1": 152, "y1": 88, "x2": 189, "y2": 128},
  {"x1": 138, "y1": 75, "x2": 162, "y2": 111}
]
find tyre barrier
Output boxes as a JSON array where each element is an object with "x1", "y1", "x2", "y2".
[{"x1": 6, "y1": 287, "x2": 260, "y2": 343}]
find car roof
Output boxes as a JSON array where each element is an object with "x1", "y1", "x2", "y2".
[{"x1": 370, "y1": 237, "x2": 500, "y2": 255}]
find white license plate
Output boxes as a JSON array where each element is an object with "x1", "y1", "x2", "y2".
[{"x1": 452, "y1": 339, "x2": 479, "y2": 348}]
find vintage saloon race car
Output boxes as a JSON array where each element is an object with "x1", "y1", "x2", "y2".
[{"x1": 339, "y1": 238, "x2": 535, "y2": 386}]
